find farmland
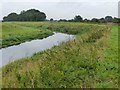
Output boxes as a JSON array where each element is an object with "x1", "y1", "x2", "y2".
[{"x1": 1, "y1": 22, "x2": 118, "y2": 88}]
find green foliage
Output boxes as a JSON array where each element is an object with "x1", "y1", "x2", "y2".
[
  {"x1": 3, "y1": 9, "x2": 46, "y2": 21},
  {"x1": 2, "y1": 22, "x2": 118, "y2": 88},
  {"x1": 2, "y1": 22, "x2": 53, "y2": 48},
  {"x1": 105, "y1": 16, "x2": 113, "y2": 22},
  {"x1": 74, "y1": 15, "x2": 83, "y2": 22},
  {"x1": 3, "y1": 13, "x2": 19, "y2": 21},
  {"x1": 91, "y1": 18, "x2": 100, "y2": 23}
]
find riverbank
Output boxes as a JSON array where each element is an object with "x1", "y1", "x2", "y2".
[
  {"x1": 1, "y1": 32, "x2": 74, "y2": 67},
  {"x1": 2, "y1": 22, "x2": 53, "y2": 48},
  {"x1": 2, "y1": 22, "x2": 118, "y2": 88}
]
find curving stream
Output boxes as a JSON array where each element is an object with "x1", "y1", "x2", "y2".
[{"x1": 0, "y1": 32, "x2": 74, "y2": 67}]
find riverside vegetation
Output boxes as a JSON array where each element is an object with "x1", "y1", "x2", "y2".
[
  {"x1": 1, "y1": 22, "x2": 53, "y2": 48},
  {"x1": 1, "y1": 22, "x2": 118, "y2": 88}
]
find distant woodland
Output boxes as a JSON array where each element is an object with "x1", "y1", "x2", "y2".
[
  {"x1": 3, "y1": 9, "x2": 46, "y2": 21},
  {"x1": 3, "y1": 9, "x2": 120, "y2": 23}
]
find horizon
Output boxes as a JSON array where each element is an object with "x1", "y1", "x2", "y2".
[
  {"x1": 1, "y1": 8, "x2": 118, "y2": 21},
  {"x1": 0, "y1": 0, "x2": 119, "y2": 20}
]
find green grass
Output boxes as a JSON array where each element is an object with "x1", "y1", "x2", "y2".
[
  {"x1": 0, "y1": 70, "x2": 1, "y2": 88},
  {"x1": 2, "y1": 22, "x2": 118, "y2": 88},
  {"x1": 2, "y1": 22, "x2": 53, "y2": 48},
  {"x1": 14, "y1": 22, "x2": 100, "y2": 34},
  {"x1": 92, "y1": 25, "x2": 118, "y2": 88}
]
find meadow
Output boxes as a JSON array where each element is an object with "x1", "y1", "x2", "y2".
[
  {"x1": 1, "y1": 22, "x2": 118, "y2": 88},
  {"x1": 1, "y1": 22, "x2": 53, "y2": 48}
]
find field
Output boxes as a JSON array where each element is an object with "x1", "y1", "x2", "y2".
[
  {"x1": 1, "y1": 22, "x2": 53, "y2": 48},
  {"x1": 1, "y1": 22, "x2": 118, "y2": 88}
]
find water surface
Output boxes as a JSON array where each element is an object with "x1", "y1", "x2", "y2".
[{"x1": 0, "y1": 33, "x2": 74, "y2": 67}]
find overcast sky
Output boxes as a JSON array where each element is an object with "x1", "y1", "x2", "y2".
[{"x1": 0, "y1": 0, "x2": 119, "y2": 20}]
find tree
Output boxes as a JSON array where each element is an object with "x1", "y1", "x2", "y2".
[
  {"x1": 21, "y1": 9, "x2": 46, "y2": 21},
  {"x1": 91, "y1": 18, "x2": 99, "y2": 23},
  {"x1": 3, "y1": 9, "x2": 46, "y2": 21},
  {"x1": 84, "y1": 19, "x2": 90, "y2": 23},
  {"x1": 3, "y1": 13, "x2": 18, "y2": 21},
  {"x1": 50, "y1": 18, "x2": 54, "y2": 21},
  {"x1": 99, "y1": 18, "x2": 105, "y2": 23},
  {"x1": 113, "y1": 17, "x2": 120, "y2": 23},
  {"x1": 74, "y1": 15, "x2": 83, "y2": 22},
  {"x1": 68, "y1": 19, "x2": 74, "y2": 22},
  {"x1": 105, "y1": 16, "x2": 113, "y2": 22},
  {"x1": 58, "y1": 19, "x2": 67, "y2": 22}
]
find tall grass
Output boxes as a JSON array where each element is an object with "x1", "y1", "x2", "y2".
[
  {"x1": 2, "y1": 22, "x2": 118, "y2": 88},
  {"x1": 14, "y1": 22, "x2": 102, "y2": 34}
]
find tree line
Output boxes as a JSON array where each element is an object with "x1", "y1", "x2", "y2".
[
  {"x1": 56, "y1": 15, "x2": 120, "y2": 23},
  {"x1": 3, "y1": 9, "x2": 46, "y2": 21},
  {"x1": 3, "y1": 9, "x2": 119, "y2": 23}
]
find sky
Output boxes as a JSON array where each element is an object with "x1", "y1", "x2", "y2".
[{"x1": 0, "y1": 0, "x2": 119, "y2": 20}]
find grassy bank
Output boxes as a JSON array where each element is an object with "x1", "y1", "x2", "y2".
[
  {"x1": 13, "y1": 22, "x2": 100, "y2": 34},
  {"x1": 2, "y1": 22, "x2": 118, "y2": 88},
  {"x1": 2, "y1": 22, "x2": 53, "y2": 48},
  {"x1": 0, "y1": 70, "x2": 1, "y2": 89},
  {"x1": 92, "y1": 25, "x2": 118, "y2": 88}
]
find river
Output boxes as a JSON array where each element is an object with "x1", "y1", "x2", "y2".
[{"x1": 0, "y1": 32, "x2": 74, "y2": 67}]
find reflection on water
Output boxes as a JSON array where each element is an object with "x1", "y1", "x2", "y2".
[{"x1": 0, "y1": 32, "x2": 74, "y2": 67}]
